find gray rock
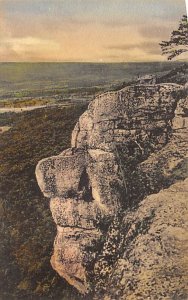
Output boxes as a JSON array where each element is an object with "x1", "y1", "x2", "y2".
[{"x1": 36, "y1": 82, "x2": 188, "y2": 297}]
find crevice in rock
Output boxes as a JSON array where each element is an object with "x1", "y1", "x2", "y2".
[{"x1": 78, "y1": 169, "x2": 94, "y2": 202}]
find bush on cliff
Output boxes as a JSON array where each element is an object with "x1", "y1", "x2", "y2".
[{"x1": 0, "y1": 104, "x2": 87, "y2": 300}]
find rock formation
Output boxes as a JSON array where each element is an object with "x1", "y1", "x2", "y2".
[
  {"x1": 36, "y1": 80, "x2": 188, "y2": 298},
  {"x1": 94, "y1": 178, "x2": 188, "y2": 300}
]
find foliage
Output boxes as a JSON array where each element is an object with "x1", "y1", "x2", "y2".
[
  {"x1": 0, "y1": 104, "x2": 88, "y2": 300},
  {"x1": 159, "y1": 15, "x2": 188, "y2": 60},
  {"x1": 0, "y1": 98, "x2": 54, "y2": 108},
  {"x1": 0, "y1": 62, "x2": 184, "y2": 101},
  {"x1": 0, "y1": 63, "x2": 187, "y2": 299}
]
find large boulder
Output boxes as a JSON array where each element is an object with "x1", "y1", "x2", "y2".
[{"x1": 36, "y1": 82, "x2": 188, "y2": 297}]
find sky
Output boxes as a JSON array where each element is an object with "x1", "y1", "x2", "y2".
[{"x1": 0, "y1": 0, "x2": 187, "y2": 62}]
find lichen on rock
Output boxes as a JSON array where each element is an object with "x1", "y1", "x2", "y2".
[{"x1": 36, "y1": 80, "x2": 188, "y2": 298}]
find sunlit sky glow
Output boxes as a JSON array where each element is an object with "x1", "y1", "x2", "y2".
[{"x1": 0, "y1": 0, "x2": 186, "y2": 62}]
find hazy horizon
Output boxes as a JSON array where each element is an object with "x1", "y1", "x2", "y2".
[
  {"x1": 0, "y1": 61, "x2": 184, "y2": 96},
  {"x1": 0, "y1": 0, "x2": 187, "y2": 63}
]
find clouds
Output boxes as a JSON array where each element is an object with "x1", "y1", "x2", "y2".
[
  {"x1": 105, "y1": 41, "x2": 162, "y2": 62},
  {"x1": 0, "y1": 37, "x2": 60, "y2": 61},
  {"x1": 0, "y1": 0, "x2": 186, "y2": 62},
  {"x1": 107, "y1": 41, "x2": 161, "y2": 55},
  {"x1": 138, "y1": 24, "x2": 173, "y2": 40},
  {"x1": 1, "y1": 0, "x2": 186, "y2": 19}
]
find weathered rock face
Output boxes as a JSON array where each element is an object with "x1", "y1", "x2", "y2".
[
  {"x1": 71, "y1": 84, "x2": 182, "y2": 152},
  {"x1": 36, "y1": 82, "x2": 188, "y2": 297},
  {"x1": 94, "y1": 178, "x2": 188, "y2": 299}
]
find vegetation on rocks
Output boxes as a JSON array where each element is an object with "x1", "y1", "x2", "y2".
[
  {"x1": 0, "y1": 104, "x2": 88, "y2": 300},
  {"x1": 0, "y1": 63, "x2": 187, "y2": 299}
]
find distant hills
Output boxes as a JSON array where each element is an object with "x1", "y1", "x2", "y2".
[{"x1": 0, "y1": 62, "x2": 185, "y2": 100}]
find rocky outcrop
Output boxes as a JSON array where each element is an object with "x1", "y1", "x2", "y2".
[
  {"x1": 94, "y1": 178, "x2": 188, "y2": 299},
  {"x1": 71, "y1": 84, "x2": 182, "y2": 152},
  {"x1": 36, "y1": 81, "x2": 188, "y2": 298}
]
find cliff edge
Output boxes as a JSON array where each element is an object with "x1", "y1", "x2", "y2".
[{"x1": 36, "y1": 77, "x2": 188, "y2": 299}]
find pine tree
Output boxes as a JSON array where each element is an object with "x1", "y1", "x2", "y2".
[{"x1": 159, "y1": 15, "x2": 188, "y2": 60}]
